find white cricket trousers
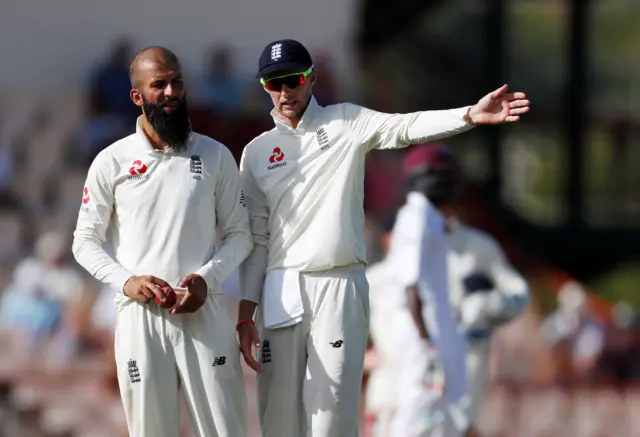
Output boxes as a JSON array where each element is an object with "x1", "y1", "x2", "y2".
[
  {"x1": 114, "y1": 292, "x2": 247, "y2": 437},
  {"x1": 256, "y1": 263, "x2": 370, "y2": 437},
  {"x1": 465, "y1": 340, "x2": 490, "y2": 424}
]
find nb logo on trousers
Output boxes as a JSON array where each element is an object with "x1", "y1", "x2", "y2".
[
  {"x1": 329, "y1": 340, "x2": 343, "y2": 348},
  {"x1": 212, "y1": 357, "x2": 226, "y2": 366}
]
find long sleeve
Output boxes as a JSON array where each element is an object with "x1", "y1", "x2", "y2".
[
  {"x1": 195, "y1": 146, "x2": 253, "y2": 288},
  {"x1": 72, "y1": 150, "x2": 134, "y2": 293},
  {"x1": 342, "y1": 103, "x2": 475, "y2": 151},
  {"x1": 238, "y1": 149, "x2": 270, "y2": 303}
]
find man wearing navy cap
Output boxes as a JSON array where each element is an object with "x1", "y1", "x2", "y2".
[{"x1": 236, "y1": 38, "x2": 530, "y2": 437}]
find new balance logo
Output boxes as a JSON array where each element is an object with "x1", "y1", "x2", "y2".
[
  {"x1": 329, "y1": 340, "x2": 343, "y2": 348},
  {"x1": 128, "y1": 359, "x2": 141, "y2": 383},
  {"x1": 190, "y1": 154, "x2": 202, "y2": 180},
  {"x1": 261, "y1": 339, "x2": 272, "y2": 364},
  {"x1": 212, "y1": 357, "x2": 226, "y2": 366},
  {"x1": 239, "y1": 190, "x2": 246, "y2": 207},
  {"x1": 316, "y1": 127, "x2": 330, "y2": 151},
  {"x1": 271, "y1": 43, "x2": 282, "y2": 60}
]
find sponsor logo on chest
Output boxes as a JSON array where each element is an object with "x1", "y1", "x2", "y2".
[
  {"x1": 128, "y1": 159, "x2": 150, "y2": 181},
  {"x1": 267, "y1": 147, "x2": 287, "y2": 170}
]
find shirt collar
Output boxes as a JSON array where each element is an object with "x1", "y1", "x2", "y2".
[
  {"x1": 135, "y1": 116, "x2": 196, "y2": 153},
  {"x1": 407, "y1": 191, "x2": 448, "y2": 233},
  {"x1": 271, "y1": 96, "x2": 319, "y2": 135},
  {"x1": 407, "y1": 191, "x2": 429, "y2": 206}
]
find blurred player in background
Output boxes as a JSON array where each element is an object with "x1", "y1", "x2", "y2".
[
  {"x1": 387, "y1": 144, "x2": 471, "y2": 437},
  {"x1": 414, "y1": 143, "x2": 530, "y2": 427},
  {"x1": 72, "y1": 46, "x2": 253, "y2": 437},
  {"x1": 363, "y1": 212, "x2": 413, "y2": 437},
  {"x1": 236, "y1": 38, "x2": 530, "y2": 437}
]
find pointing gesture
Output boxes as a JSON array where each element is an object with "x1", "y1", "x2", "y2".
[{"x1": 467, "y1": 84, "x2": 530, "y2": 125}]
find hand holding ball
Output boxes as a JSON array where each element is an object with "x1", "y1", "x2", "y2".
[{"x1": 156, "y1": 286, "x2": 177, "y2": 308}]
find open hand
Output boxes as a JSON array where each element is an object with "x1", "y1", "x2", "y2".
[
  {"x1": 468, "y1": 84, "x2": 530, "y2": 125},
  {"x1": 171, "y1": 274, "x2": 208, "y2": 314}
]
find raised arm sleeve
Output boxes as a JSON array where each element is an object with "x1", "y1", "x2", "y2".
[
  {"x1": 238, "y1": 149, "x2": 270, "y2": 303},
  {"x1": 72, "y1": 151, "x2": 134, "y2": 293},
  {"x1": 343, "y1": 103, "x2": 475, "y2": 151},
  {"x1": 195, "y1": 146, "x2": 253, "y2": 288}
]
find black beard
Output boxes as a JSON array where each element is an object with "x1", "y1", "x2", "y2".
[{"x1": 142, "y1": 95, "x2": 191, "y2": 151}]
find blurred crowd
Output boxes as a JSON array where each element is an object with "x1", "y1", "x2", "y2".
[{"x1": 0, "y1": 37, "x2": 638, "y2": 437}]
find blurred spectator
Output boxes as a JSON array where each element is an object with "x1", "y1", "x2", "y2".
[
  {"x1": 311, "y1": 51, "x2": 339, "y2": 106},
  {"x1": 0, "y1": 231, "x2": 84, "y2": 342},
  {"x1": 86, "y1": 38, "x2": 137, "y2": 122},
  {"x1": 79, "y1": 97, "x2": 129, "y2": 166},
  {"x1": 541, "y1": 282, "x2": 606, "y2": 386},
  {"x1": 364, "y1": 150, "x2": 404, "y2": 220},
  {"x1": 197, "y1": 44, "x2": 246, "y2": 116},
  {"x1": 596, "y1": 302, "x2": 640, "y2": 386},
  {"x1": 0, "y1": 143, "x2": 20, "y2": 210}
]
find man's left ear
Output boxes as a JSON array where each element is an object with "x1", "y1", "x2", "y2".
[{"x1": 310, "y1": 70, "x2": 318, "y2": 86}]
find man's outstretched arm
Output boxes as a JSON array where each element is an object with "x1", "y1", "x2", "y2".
[{"x1": 345, "y1": 84, "x2": 530, "y2": 151}]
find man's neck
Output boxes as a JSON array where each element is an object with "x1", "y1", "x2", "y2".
[
  {"x1": 141, "y1": 117, "x2": 170, "y2": 151},
  {"x1": 275, "y1": 112, "x2": 301, "y2": 129},
  {"x1": 438, "y1": 204, "x2": 457, "y2": 220}
]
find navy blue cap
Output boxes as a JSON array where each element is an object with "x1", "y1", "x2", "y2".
[{"x1": 257, "y1": 39, "x2": 313, "y2": 79}]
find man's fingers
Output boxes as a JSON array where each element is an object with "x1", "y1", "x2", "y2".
[
  {"x1": 252, "y1": 331, "x2": 261, "y2": 348},
  {"x1": 491, "y1": 84, "x2": 508, "y2": 99},
  {"x1": 509, "y1": 107, "x2": 529, "y2": 116},
  {"x1": 146, "y1": 284, "x2": 166, "y2": 301},
  {"x1": 179, "y1": 274, "x2": 196, "y2": 288},
  {"x1": 509, "y1": 99, "x2": 529, "y2": 108},
  {"x1": 503, "y1": 92, "x2": 526, "y2": 102},
  {"x1": 171, "y1": 292, "x2": 192, "y2": 314},
  {"x1": 241, "y1": 346, "x2": 261, "y2": 373},
  {"x1": 505, "y1": 115, "x2": 520, "y2": 123},
  {"x1": 137, "y1": 293, "x2": 150, "y2": 303},
  {"x1": 150, "y1": 276, "x2": 173, "y2": 291},
  {"x1": 185, "y1": 296, "x2": 205, "y2": 313},
  {"x1": 140, "y1": 286, "x2": 157, "y2": 300}
]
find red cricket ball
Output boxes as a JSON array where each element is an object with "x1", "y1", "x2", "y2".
[{"x1": 156, "y1": 288, "x2": 177, "y2": 308}]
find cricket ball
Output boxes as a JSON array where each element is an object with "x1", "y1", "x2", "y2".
[{"x1": 156, "y1": 288, "x2": 177, "y2": 308}]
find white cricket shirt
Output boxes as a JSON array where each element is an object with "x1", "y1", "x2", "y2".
[
  {"x1": 446, "y1": 220, "x2": 529, "y2": 335},
  {"x1": 239, "y1": 97, "x2": 474, "y2": 302},
  {"x1": 386, "y1": 191, "x2": 468, "y2": 402},
  {"x1": 72, "y1": 119, "x2": 253, "y2": 303}
]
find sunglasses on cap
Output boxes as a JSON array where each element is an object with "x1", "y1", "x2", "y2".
[{"x1": 260, "y1": 66, "x2": 313, "y2": 92}]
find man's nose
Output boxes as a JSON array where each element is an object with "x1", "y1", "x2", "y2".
[
  {"x1": 164, "y1": 84, "x2": 176, "y2": 97},
  {"x1": 281, "y1": 84, "x2": 294, "y2": 94}
]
